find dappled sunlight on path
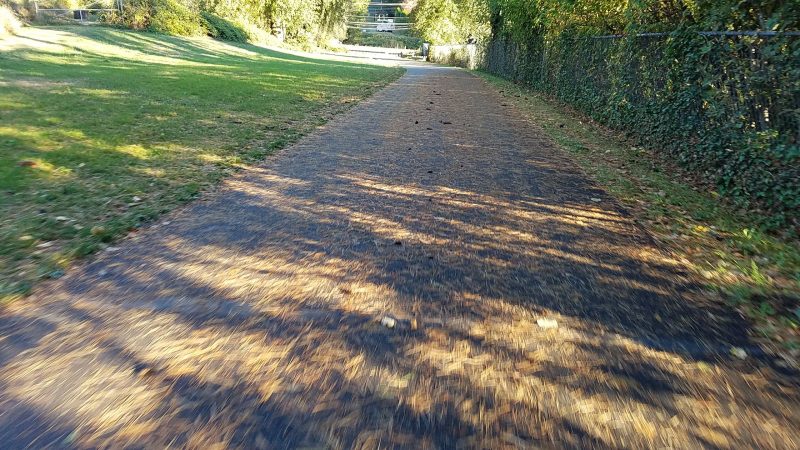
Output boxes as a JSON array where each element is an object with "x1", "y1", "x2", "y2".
[{"x1": 1, "y1": 65, "x2": 798, "y2": 448}]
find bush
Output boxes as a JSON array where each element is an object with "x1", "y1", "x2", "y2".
[
  {"x1": 200, "y1": 11, "x2": 248, "y2": 42},
  {"x1": 0, "y1": 5, "x2": 22, "y2": 37},
  {"x1": 237, "y1": 19, "x2": 271, "y2": 44},
  {"x1": 148, "y1": 0, "x2": 201, "y2": 36},
  {"x1": 101, "y1": 1, "x2": 147, "y2": 29},
  {"x1": 3, "y1": 0, "x2": 35, "y2": 21},
  {"x1": 102, "y1": 0, "x2": 202, "y2": 36},
  {"x1": 102, "y1": 0, "x2": 357, "y2": 46}
]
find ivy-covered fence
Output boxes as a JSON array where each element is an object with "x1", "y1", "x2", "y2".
[{"x1": 481, "y1": 31, "x2": 800, "y2": 231}]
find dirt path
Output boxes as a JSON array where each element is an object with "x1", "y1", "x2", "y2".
[{"x1": 1, "y1": 65, "x2": 798, "y2": 449}]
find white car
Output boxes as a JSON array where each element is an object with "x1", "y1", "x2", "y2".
[{"x1": 376, "y1": 19, "x2": 395, "y2": 32}]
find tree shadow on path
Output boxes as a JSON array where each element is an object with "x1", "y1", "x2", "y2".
[{"x1": 1, "y1": 65, "x2": 798, "y2": 449}]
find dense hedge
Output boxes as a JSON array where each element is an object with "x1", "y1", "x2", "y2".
[
  {"x1": 200, "y1": 11, "x2": 248, "y2": 42},
  {"x1": 148, "y1": 0, "x2": 202, "y2": 35},
  {"x1": 103, "y1": 0, "x2": 202, "y2": 35},
  {"x1": 481, "y1": 30, "x2": 800, "y2": 230}
]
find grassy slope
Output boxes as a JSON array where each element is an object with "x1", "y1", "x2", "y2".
[
  {"x1": 478, "y1": 73, "x2": 800, "y2": 353},
  {"x1": 0, "y1": 26, "x2": 403, "y2": 301}
]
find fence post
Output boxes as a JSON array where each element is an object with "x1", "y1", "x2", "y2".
[{"x1": 34, "y1": 1, "x2": 39, "y2": 18}]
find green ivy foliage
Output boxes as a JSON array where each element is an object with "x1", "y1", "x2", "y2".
[{"x1": 483, "y1": 30, "x2": 799, "y2": 230}]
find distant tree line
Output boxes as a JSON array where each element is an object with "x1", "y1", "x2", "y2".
[
  {"x1": 4, "y1": 0, "x2": 376, "y2": 45},
  {"x1": 411, "y1": 0, "x2": 799, "y2": 45},
  {"x1": 102, "y1": 0, "x2": 371, "y2": 45}
]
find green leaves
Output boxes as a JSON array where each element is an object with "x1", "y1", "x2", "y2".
[
  {"x1": 480, "y1": 26, "x2": 799, "y2": 231},
  {"x1": 412, "y1": 0, "x2": 490, "y2": 44},
  {"x1": 104, "y1": 0, "x2": 368, "y2": 44}
]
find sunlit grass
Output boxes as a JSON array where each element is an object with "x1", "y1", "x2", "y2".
[
  {"x1": 0, "y1": 26, "x2": 403, "y2": 301},
  {"x1": 478, "y1": 72, "x2": 800, "y2": 349}
]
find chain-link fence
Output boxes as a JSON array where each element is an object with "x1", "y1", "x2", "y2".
[
  {"x1": 33, "y1": 1, "x2": 119, "y2": 24},
  {"x1": 480, "y1": 31, "x2": 800, "y2": 228}
]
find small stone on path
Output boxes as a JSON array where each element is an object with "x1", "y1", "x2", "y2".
[
  {"x1": 381, "y1": 316, "x2": 396, "y2": 329},
  {"x1": 537, "y1": 318, "x2": 558, "y2": 329},
  {"x1": 731, "y1": 347, "x2": 747, "y2": 360}
]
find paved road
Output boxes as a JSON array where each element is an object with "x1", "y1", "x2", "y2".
[{"x1": 1, "y1": 65, "x2": 798, "y2": 449}]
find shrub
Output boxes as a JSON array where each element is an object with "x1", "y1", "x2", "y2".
[
  {"x1": 3, "y1": 0, "x2": 35, "y2": 21},
  {"x1": 200, "y1": 11, "x2": 248, "y2": 42},
  {"x1": 237, "y1": 19, "x2": 271, "y2": 43},
  {"x1": 0, "y1": 5, "x2": 22, "y2": 37},
  {"x1": 102, "y1": 0, "x2": 202, "y2": 36},
  {"x1": 148, "y1": 0, "x2": 201, "y2": 36}
]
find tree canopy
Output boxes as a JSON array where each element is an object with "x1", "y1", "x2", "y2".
[{"x1": 411, "y1": 0, "x2": 800, "y2": 44}]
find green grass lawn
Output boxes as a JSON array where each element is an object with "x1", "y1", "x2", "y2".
[
  {"x1": 0, "y1": 26, "x2": 403, "y2": 301},
  {"x1": 478, "y1": 73, "x2": 800, "y2": 351}
]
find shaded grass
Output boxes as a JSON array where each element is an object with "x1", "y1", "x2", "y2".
[
  {"x1": 478, "y1": 72, "x2": 800, "y2": 351},
  {"x1": 0, "y1": 26, "x2": 403, "y2": 302}
]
